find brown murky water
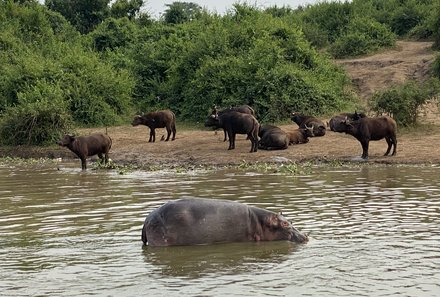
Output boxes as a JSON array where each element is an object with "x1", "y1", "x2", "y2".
[{"x1": 0, "y1": 162, "x2": 439, "y2": 296}]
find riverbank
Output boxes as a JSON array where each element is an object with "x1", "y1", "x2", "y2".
[
  {"x1": 1, "y1": 41, "x2": 439, "y2": 168},
  {"x1": 1, "y1": 123, "x2": 440, "y2": 169}
]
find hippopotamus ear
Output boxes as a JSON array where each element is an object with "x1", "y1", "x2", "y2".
[{"x1": 265, "y1": 214, "x2": 279, "y2": 228}]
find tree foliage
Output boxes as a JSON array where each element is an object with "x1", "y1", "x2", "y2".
[
  {"x1": 1, "y1": 0, "x2": 439, "y2": 145},
  {"x1": 45, "y1": 0, "x2": 110, "y2": 34},
  {"x1": 370, "y1": 79, "x2": 440, "y2": 126},
  {"x1": 163, "y1": 1, "x2": 203, "y2": 24}
]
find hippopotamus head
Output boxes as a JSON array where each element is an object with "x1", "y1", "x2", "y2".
[{"x1": 252, "y1": 208, "x2": 308, "y2": 243}]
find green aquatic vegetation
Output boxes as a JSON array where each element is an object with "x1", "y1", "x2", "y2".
[
  {"x1": 237, "y1": 160, "x2": 312, "y2": 175},
  {"x1": 0, "y1": 157, "x2": 57, "y2": 166}
]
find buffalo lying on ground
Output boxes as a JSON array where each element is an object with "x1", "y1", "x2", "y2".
[
  {"x1": 329, "y1": 111, "x2": 366, "y2": 132},
  {"x1": 205, "y1": 111, "x2": 259, "y2": 152},
  {"x1": 211, "y1": 105, "x2": 255, "y2": 141},
  {"x1": 291, "y1": 112, "x2": 326, "y2": 136},
  {"x1": 258, "y1": 125, "x2": 289, "y2": 150},
  {"x1": 340, "y1": 116, "x2": 397, "y2": 159},
  {"x1": 132, "y1": 110, "x2": 176, "y2": 142},
  {"x1": 286, "y1": 125, "x2": 315, "y2": 145},
  {"x1": 58, "y1": 133, "x2": 112, "y2": 170},
  {"x1": 142, "y1": 197, "x2": 308, "y2": 246}
]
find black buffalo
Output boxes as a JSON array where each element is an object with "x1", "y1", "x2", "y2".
[
  {"x1": 205, "y1": 111, "x2": 259, "y2": 152},
  {"x1": 286, "y1": 125, "x2": 315, "y2": 145},
  {"x1": 58, "y1": 133, "x2": 112, "y2": 170},
  {"x1": 211, "y1": 105, "x2": 255, "y2": 141},
  {"x1": 340, "y1": 116, "x2": 397, "y2": 159},
  {"x1": 328, "y1": 111, "x2": 366, "y2": 132},
  {"x1": 258, "y1": 125, "x2": 289, "y2": 150},
  {"x1": 291, "y1": 112, "x2": 326, "y2": 136},
  {"x1": 132, "y1": 110, "x2": 176, "y2": 142}
]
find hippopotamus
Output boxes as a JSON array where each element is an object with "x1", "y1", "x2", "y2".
[
  {"x1": 142, "y1": 198, "x2": 308, "y2": 246},
  {"x1": 58, "y1": 133, "x2": 112, "y2": 170}
]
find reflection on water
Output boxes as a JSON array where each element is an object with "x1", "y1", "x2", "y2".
[{"x1": 0, "y1": 162, "x2": 439, "y2": 296}]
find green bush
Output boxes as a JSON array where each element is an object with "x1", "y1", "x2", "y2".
[
  {"x1": 370, "y1": 79, "x2": 440, "y2": 126},
  {"x1": 0, "y1": 82, "x2": 73, "y2": 146},
  {"x1": 130, "y1": 8, "x2": 352, "y2": 122},
  {"x1": 329, "y1": 17, "x2": 396, "y2": 58}
]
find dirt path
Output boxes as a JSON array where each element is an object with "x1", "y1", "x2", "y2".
[
  {"x1": 337, "y1": 41, "x2": 435, "y2": 101},
  {"x1": 1, "y1": 41, "x2": 439, "y2": 167}
]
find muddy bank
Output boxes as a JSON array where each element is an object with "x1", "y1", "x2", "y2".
[{"x1": 1, "y1": 124, "x2": 440, "y2": 169}]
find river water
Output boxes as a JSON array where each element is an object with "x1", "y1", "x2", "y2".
[{"x1": 0, "y1": 161, "x2": 439, "y2": 296}]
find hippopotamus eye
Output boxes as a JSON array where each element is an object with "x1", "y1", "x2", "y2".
[{"x1": 280, "y1": 221, "x2": 290, "y2": 228}]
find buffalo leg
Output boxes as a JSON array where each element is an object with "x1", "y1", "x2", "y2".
[
  {"x1": 228, "y1": 132, "x2": 235, "y2": 150},
  {"x1": 223, "y1": 129, "x2": 228, "y2": 142},
  {"x1": 391, "y1": 135, "x2": 397, "y2": 156},
  {"x1": 165, "y1": 125, "x2": 171, "y2": 141},
  {"x1": 248, "y1": 133, "x2": 258, "y2": 153},
  {"x1": 361, "y1": 140, "x2": 369, "y2": 159},
  {"x1": 80, "y1": 157, "x2": 87, "y2": 170},
  {"x1": 171, "y1": 124, "x2": 176, "y2": 141},
  {"x1": 98, "y1": 153, "x2": 104, "y2": 164},
  {"x1": 149, "y1": 129, "x2": 156, "y2": 142},
  {"x1": 384, "y1": 137, "x2": 392, "y2": 156}
]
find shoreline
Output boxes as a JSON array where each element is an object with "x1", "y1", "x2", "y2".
[{"x1": 1, "y1": 124, "x2": 440, "y2": 170}]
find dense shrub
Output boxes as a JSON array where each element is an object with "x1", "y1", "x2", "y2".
[
  {"x1": 0, "y1": 82, "x2": 73, "y2": 146},
  {"x1": 370, "y1": 79, "x2": 440, "y2": 126},
  {"x1": 0, "y1": 2, "x2": 134, "y2": 128},
  {"x1": 329, "y1": 17, "x2": 396, "y2": 58},
  {"x1": 130, "y1": 7, "x2": 352, "y2": 122}
]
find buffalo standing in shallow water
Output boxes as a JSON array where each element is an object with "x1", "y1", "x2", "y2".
[
  {"x1": 58, "y1": 133, "x2": 112, "y2": 170},
  {"x1": 340, "y1": 115, "x2": 397, "y2": 159},
  {"x1": 205, "y1": 111, "x2": 259, "y2": 152},
  {"x1": 328, "y1": 111, "x2": 366, "y2": 132},
  {"x1": 132, "y1": 110, "x2": 176, "y2": 142},
  {"x1": 142, "y1": 198, "x2": 308, "y2": 246}
]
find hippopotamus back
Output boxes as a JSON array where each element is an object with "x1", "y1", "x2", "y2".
[{"x1": 142, "y1": 198, "x2": 308, "y2": 246}]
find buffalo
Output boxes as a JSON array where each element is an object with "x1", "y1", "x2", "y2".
[
  {"x1": 291, "y1": 112, "x2": 326, "y2": 136},
  {"x1": 58, "y1": 133, "x2": 112, "y2": 170},
  {"x1": 205, "y1": 111, "x2": 259, "y2": 152},
  {"x1": 132, "y1": 110, "x2": 176, "y2": 142},
  {"x1": 286, "y1": 125, "x2": 315, "y2": 145},
  {"x1": 340, "y1": 115, "x2": 397, "y2": 159},
  {"x1": 258, "y1": 125, "x2": 289, "y2": 150},
  {"x1": 328, "y1": 111, "x2": 366, "y2": 132},
  {"x1": 211, "y1": 105, "x2": 255, "y2": 141}
]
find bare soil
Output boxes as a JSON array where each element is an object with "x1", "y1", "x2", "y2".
[{"x1": 2, "y1": 41, "x2": 440, "y2": 167}]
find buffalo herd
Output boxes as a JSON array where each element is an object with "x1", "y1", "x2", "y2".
[{"x1": 59, "y1": 105, "x2": 398, "y2": 169}]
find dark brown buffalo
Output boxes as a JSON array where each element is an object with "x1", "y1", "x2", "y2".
[
  {"x1": 58, "y1": 133, "x2": 112, "y2": 170},
  {"x1": 205, "y1": 111, "x2": 259, "y2": 152},
  {"x1": 340, "y1": 116, "x2": 397, "y2": 159},
  {"x1": 132, "y1": 110, "x2": 176, "y2": 142},
  {"x1": 286, "y1": 126, "x2": 315, "y2": 145},
  {"x1": 291, "y1": 112, "x2": 326, "y2": 136},
  {"x1": 142, "y1": 198, "x2": 308, "y2": 246},
  {"x1": 211, "y1": 105, "x2": 255, "y2": 141},
  {"x1": 258, "y1": 125, "x2": 289, "y2": 150},
  {"x1": 329, "y1": 111, "x2": 366, "y2": 132}
]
